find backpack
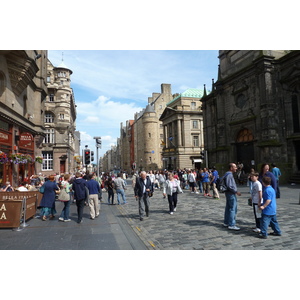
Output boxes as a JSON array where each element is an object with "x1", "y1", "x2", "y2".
[{"x1": 218, "y1": 173, "x2": 229, "y2": 193}]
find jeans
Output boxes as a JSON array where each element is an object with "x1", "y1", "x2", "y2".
[
  {"x1": 108, "y1": 189, "x2": 114, "y2": 204},
  {"x1": 116, "y1": 189, "x2": 126, "y2": 204},
  {"x1": 167, "y1": 192, "x2": 178, "y2": 212},
  {"x1": 224, "y1": 192, "x2": 238, "y2": 227},
  {"x1": 76, "y1": 199, "x2": 85, "y2": 222},
  {"x1": 197, "y1": 181, "x2": 203, "y2": 193},
  {"x1": 60, "y1": 200, "x2": 71, "y2": 220},
  {"x1": 276, "y1": 180, "x2": 280, "y2": 198},
  {"x1": 260, "y1": 214, "x2": 281, "y2": 237}
]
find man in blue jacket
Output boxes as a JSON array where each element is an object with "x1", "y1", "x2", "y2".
[
  {"x1": 223, "y1": 163, "x2": 242, "y2": 230},
  {"x1": 72, "y1": 172, "x2": 87, "y2": 224},
  {"x1": 86, "y1": 173, "x2": 101, "y2": 220}
]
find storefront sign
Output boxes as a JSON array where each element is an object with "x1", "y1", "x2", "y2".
[
  {"x1": 0, "y1": 192, "x2": 39, "y2": 228},
  {"x1": 19, "y1": 132, "x2": 34, "y2": 149}
]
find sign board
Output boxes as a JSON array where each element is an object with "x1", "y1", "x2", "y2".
[
  {"x1": 0, "y1": 192, "x2": 39, "y2": 228},
  {"x1": 19, "y1": 132, "x2": 34, "y2": 149}
]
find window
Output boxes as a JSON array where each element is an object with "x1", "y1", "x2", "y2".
[
  {"x1": 44, "y1": 128, "x2": 55, "y2": 143},
  {"x1": 47, "y1": 76, "x2": 51, "y2": 83},
  {"x1": 191, "y1": 102, "x2": 196, "y2": 110},
  {"x1": 42, "y1": 151, "x2": 53, "y2": 170},
  {"x1": 148, "y1": 133, "x2": 151, "y2": 138},
  {"x1": 193, "y1": 135, "x2": 199, "y2": 147},
  {"x1": 192, "y1": 120, "x2": 198, "y2": 129},
  {"x1": 44, "y1": 112, "x2": 54, "y2": 123},
  {"x1": 59, "y1": 114, "x2": 64, "y2": 120},
  {"x1": 49, "y1": 94, "x2": 54, "y2": 102}
]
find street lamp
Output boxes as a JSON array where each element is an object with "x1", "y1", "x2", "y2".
[{"x1": 93, "y1": 136, "x2": 101, "y2": 177}]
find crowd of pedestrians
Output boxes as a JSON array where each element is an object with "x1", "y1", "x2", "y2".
[{"x1": 1, "y1": 162, "x2": 283, "y2": 239}]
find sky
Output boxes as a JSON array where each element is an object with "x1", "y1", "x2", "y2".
[{"x1": 48, "y1": 50, "x2": 219, "y2": 158}]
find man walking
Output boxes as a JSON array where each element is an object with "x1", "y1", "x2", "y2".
[
  {"x1": 86, "y1": 173, "x2": 101, "y2": 220},
  {"x1": 210, "y1": 167, "x2": 220, "y2": 199},
  {"x1": 72, "y1": 172, "x2": 87, "y2": 224},
  {"x1": 114, "y1": 173, "x2": 127, "y2": 205},
  {"x1": 223, "y1": 163, "x2": 241, "y2": 230},
  {"x1": 134, "y1": 171, "x2": 153, "y2": 221},
  {"x1": 271, "y1": 163, "x2": 281, "y2": 198}
]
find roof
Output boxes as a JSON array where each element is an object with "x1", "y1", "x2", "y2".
[
  {"x1": 168, "y1": 88, "x2": 203, "y2": 105},
  {"x1": 144, "y1": 104, "x2": 155, "y2": 113},
  {"x1": 55, "y1": 61, "x2": 73, "y2": 74}
]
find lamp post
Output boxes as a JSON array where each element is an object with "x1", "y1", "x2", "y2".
[{"x1": 93, "y1": 136, "x2": 101, "y2": 177}]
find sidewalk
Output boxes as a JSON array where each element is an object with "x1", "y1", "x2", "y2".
[
  {"x1": 117, "y1": 181, "x2": 300, "y2": 250},
  {"x1": 0, "y1": 196, "x2": 147, "y2": 250}
]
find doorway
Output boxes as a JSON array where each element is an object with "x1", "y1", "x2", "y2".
[{"x1": 236, "y1": 128, "x2": 255, "y2": 173}]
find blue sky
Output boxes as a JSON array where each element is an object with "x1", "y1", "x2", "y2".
[{"x1": 48, "y1": 50, "x2": 219, "y2": 157}]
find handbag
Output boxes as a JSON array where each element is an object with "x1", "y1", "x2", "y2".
[
  {"x1": 248, "y1": 198, "x2": 252, "y2": 206},
  {"x1": 39, "y1": 184, "x2": 45, "y2": 194},
  {"x1": 58, "y1": 188, "x2": 70, "y2": 201}
]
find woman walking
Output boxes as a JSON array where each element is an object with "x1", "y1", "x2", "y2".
[
  {"x1": 58, "y1": 174, "x2": 72, "y2": 222},
  {"x1": 39, "y1": 175, "x2": 59, "y2": 221},
  {"x1": 105, "y1": 176, "x2": 115, "y2": 205},
  {"x1": 163, "y1": 173, "x2": 183, "y2": 215}
]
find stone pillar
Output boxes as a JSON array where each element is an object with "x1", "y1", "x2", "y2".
[{"x1": 177, "y1": 119, "x2": 182, "y2": 146}]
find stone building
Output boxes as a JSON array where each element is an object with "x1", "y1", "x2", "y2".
[
  {"x1": 42, "y1": 59, "x2": 77, "y2": 176},
  {"x1": 159, "y1": 88, "x2": 204, "y2": 170},
  {"x1": 201, "y1": 50, "x2": 300, "y2": 182},
  {"x1": 133, "y1": 83, "x2": 173, "y2": 171},
  {"x1": 119, "y1": 120, "x2": 134, "y2": 172},
  {"x1": 0, "y1": 50, "x2": 48, "y2": 186}
]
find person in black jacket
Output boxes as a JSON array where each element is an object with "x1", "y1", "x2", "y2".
[
  {"x1": 72, "y1": 172, "x2": 87, "y2": 224},
  {"x1": 134, "y1": 171, "x2": 153, "y2": 221}
]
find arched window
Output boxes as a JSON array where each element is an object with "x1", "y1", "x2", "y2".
[{"x1": 236, "y1": 128, "x2": 254, "y2": 143}]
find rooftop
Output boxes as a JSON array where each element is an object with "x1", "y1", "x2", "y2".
[{"x1": 168, "y1": 88, "x2": 203, "y2": 105}]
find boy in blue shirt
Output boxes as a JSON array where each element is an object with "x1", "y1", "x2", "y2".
[{"x1": 258, "y1": 176, "x2": 281, "y2": 239}]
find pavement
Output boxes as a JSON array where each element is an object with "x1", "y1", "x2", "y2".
[
  {"x1": 1, "y1": 180, "x2": 300, "y2": 250},
  {"x1": 117, "y1": 180, "x2": 300, "y2": 250}
]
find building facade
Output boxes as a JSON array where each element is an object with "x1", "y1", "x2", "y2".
[
  {"x1": 132, "y1": 83, "x2": 173, "y2": 171},
  {"x1": 160, "y1": 88, "x2": 204, "y2": 170},
  {"x1": 42, "y1": 59, "x2": 77, "y2": 176},
  {"x1": 0, "y1": 50, "x2": 48, "y2": 186},
  {"x1": 201, "y1": 50, "x2": 300, "y2": 182}
]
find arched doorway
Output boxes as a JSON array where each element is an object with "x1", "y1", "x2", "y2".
[{"x1": 236, "y1": 128, "x2": 255, "y2": 173}]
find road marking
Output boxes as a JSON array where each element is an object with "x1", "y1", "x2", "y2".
[
  {"x1": 149, "y1": 241, "x2": 155, "y2": 248},
  {"x1": 136, "y1": 226, "x2": 141, "y2": 231}
]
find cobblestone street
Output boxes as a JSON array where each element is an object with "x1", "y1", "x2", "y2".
[{"x1": 117, "y1": 181, "x2": 300, "y2": 250}]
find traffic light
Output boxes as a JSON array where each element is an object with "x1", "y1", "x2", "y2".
[
  {"x1": 91, "y1": 151, "x2": 94, "y2": 162},
  {"x1": 84, "y1": 149, "x2": 91, "y2": 165},
  {"x1": 200, "y1": 150, "x2": 205, "y2": 160}
]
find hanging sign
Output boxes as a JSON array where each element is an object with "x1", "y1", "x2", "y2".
[{"x1": 19, "y1": 132, "x2": 34, "y2": 149}]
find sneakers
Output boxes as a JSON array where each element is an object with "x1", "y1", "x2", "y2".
[
  {"x1": 170, "y1": 212, "x2": 174, "y2": 215},
  {"x1": 258, "y1": 233, "x2": 267, "y2": 239},
  {"x1": 223, "y1": 223, "x2": 228, "y2": 227},
  {"x1": 253, "y1": 228, "x2": 261, "y2": 233},
  {"x1": 58, "y1": 217, "x2": 64, "y2": 222},
  {"x1": 64, "y1": 219, "x2": 71, "y2": 222},
  {"x1": 174, "y1": 207, "x2": 177, "y2": 212},
  {"x1": 269, "y1": 232, "x2": 282, "y2": 236},
  {"x1": 228, "y1": 225, "x2": 240, "y2": 231}
]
